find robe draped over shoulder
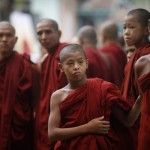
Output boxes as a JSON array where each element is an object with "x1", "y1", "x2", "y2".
[
  {"x1": 35, "y1": 43, "x2": 68, "y2": 150},
  {"x1": 54, "y1": 78, "x2": 131, "y2": 150},
  {"x1": 137, "y1": 72, "x2": 150, "y2": 150},
  {"x1": 0, "y1": 51, "x2": 34, "y2": 150}
]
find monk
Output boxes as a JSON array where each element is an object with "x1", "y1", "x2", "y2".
[
  {"x1": 115, "y1": 8, "x2": 150, "y2": 150},
  {"x1": 99, "y1": 20, "x2": 127, "y2": 88},
  {"x1": 77, "y1": 25, "x2": 110, "y2": 81},
  {"x1": 125, "y1": 45, "x2": 136, "y2": 62},
  {"x1": 48, "y1": 44, "x2": 141, "y2": 150},
  {"x1": 134, "y1": 54, "x2": 150, "y2": 150},
  {"x1": 35, "y1": 18, "x2": 68, "y2": 150},
  {"x1": 0, "y1": 21, "x2": 38, "y2": 150}
]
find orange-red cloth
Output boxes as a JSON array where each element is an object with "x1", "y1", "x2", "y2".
[
  {"x1": 115, "y1": 42, "x2": 150, "y2": 150},
  {"x1": 54, "y1": 78, "x2": 131, "y2": 150},
  {"x1": 99, "y1": 43, "x2": 127, "y2": 88},
  {"x1": 35, "y1": 43, "x2": 68, "y2": 150},
  {"x1": 137, "y1": 72, "x2": 150, "y2": 150},
  {"x1": 85, "y1": 47, "x2": 110, "y2": 81},
  {"x1": 0, "y1": 51, "x2": 34, "y2": 150}
]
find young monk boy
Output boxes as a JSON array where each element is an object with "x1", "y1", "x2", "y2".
[
  {"x1": 134, "y1": 54, "x2": 150, "y2": 150},
  {"x1": 48, "y1": 44, "x2": 141, "y2": 150},
  {"x1": 118, "y1": 8, "x2": 150, "y2": 150}
]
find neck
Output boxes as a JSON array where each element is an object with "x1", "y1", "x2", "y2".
[
  {"x1": 68, "y1": 77, "x2": 87, "y2": 90},
  {"x1": 0, "y1": 51, "x2": 12, "y2": 61}
]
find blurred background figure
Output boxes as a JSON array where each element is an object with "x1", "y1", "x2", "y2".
[
  {"x1": 98, "y1": 20, "x2": 127, "y2": 88},
  {"x1": 126, "y1": 45, "x2": 136, "y2": 62},
  {"x1": 77, "y1": 25, "x2": 110, "y2": 80}
]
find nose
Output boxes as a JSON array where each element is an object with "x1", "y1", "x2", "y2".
[
  {"x1": 41, "y1": 32, "x2": 47, "y2": 40},
  {"x1": 74, "y1": 62, "x2": 79, "y2": 70},
  {"x1": 124, "y1": 28, "x2": 129, "y2": 35},
  {"x1": 1, "y1": 35, "x2": 7, "y2": 41}
]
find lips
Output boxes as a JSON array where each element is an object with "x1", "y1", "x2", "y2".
[{"x1": 73, "y1": 72, "x2": 81, "y2": 76}]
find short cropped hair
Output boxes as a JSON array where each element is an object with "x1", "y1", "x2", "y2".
[
  {"x1": 37, "y1": 18, "x2": 59, "y2": 31},
  {"x1": 59, "y1": 44, "x2": 87, "y2": 63},
  {"x1": 127, "y1": 8, "x2": 150, "y2": 27}
]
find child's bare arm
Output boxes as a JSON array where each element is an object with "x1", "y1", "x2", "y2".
[
  {"x1": 48, "y1": 91, "x2": 110, "y2": 141},
  {"x1": 112, "y1": 95, "x2": 141, "y2": 127}
]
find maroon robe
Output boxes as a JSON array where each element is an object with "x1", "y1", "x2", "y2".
[
  {"x1": 138, "y1": 72, "x2": 150, "y2": 150},
  {"x1": 115, "y1": 42, "x2": 150, "y2": 150},
  {"x1": 0, "y1": 51, "x2": 34, "y2": 150},
  {"x1": 54, "y1": 78, "x2": 131, "y2": 150},
  {"x1": 35, "y1": 43, "x2": 68, "y2": 150},
  {"x1": 85, "y1": 47, "x2": 110, "y2": 81},
  {"x1": 99, "y1": 43, "x2": 127, "y2": 88}
]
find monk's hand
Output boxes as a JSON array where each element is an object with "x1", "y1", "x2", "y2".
[{"x1": 86, "y1": 116, "x2": 110, "y2": 134}]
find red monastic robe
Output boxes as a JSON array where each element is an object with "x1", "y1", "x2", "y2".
[
  {"x1": 0, "y1": 51, "x2": 34, "y2": 150},
  {"x1": 115, "y1": 42, "x2": 150, "y2": 150},
  {"x1": 54, "y1": 78, "x2": 131, "y2": 150},
  {"x1": 85, "y1": 47, "x2": 110, "y2": 81},
  {"x1": 138, "y1": 72, "x2": 150, "y2": 150},
  {"x1": 99, "y1": 43, "x2": 127, "y2": 88},
  {"x1": 35, "y1": 43, "x2": 68, "y2": 150}
]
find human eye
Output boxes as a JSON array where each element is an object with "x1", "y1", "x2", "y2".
[
  {"x1": 129, "y1": 24, "x2": 135, "y2": 29},
  {"x1": 37, "y1": 31, "x2": 42, "y2": 36}
]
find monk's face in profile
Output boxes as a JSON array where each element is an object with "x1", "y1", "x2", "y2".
[
  {"x1": 36, "y1": 21, "x2": 61, "y2": 52},
  {"x1": 59, "y1": 49, "x2": 88, "y2": 82},
  {"x1": 123, "y1": 15, "x2": 147, "y2": 48},
  {"x1": 126, "y1": 45, "x2": 136, "y2": 62},
  {"x1": 0, "y1": 25, "x2": 17, "y2": 54}
]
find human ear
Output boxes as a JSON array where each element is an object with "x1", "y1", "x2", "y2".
[
  {"x1": 143, "y1": 27, "x2": 149, "y2": 36},
  {"x1": 86, "y1": 59, "x2": 89, "y2": 69},
  {"x1": 15, "y1": 36, "x2": 18, "y2": 44},
  {"x1": 58, "y1": 63, "x2": 63, "y2": 72}
]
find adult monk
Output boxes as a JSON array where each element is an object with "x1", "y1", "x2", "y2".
[
  {"x1": 0, "y1": 21, "x2": 38, "y2": 150},
  {"x1": 99, "y1": 20, "x2": 127, "y2": 88},
  {"x1": 48, "y1": 44, "x2": 141, "y2": 150},
  {"x1": 35, "y1": 18, "x2": 68, "y2": 150},
  {"x1": 77, "y1": 25, "x2": 110, "y2": 81},
  {"x1": 115, "y1": 8, "x2": 150, "y2": 150},
  {"x1": 134, "y1": 54, "x2": 150, "y2": 150}
]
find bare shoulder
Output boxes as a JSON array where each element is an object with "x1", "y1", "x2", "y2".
[
  {"x1": 135, "y1": 54, "x2": 150, "y2": 77},
  {"x1": 51, "y1": 85, "x2": 73, "y2": 105}
]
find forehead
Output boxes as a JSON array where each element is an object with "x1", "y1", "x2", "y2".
[
  {"x1": 62, "y1": 49, "x2": 86, "y2": 61},
  {"x1": 124, "y1": 15, "x2": 140, "y2": 24},
  {"x1": 36, "y1": 22, "x2": 54, "y2": 31},
  {"x1": 0, "y1": 25, "x2": 14, "y2": 33}
]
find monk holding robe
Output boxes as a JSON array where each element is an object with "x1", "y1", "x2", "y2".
[
  {"x1": 48, "y1": 44, "x2": 141, "y2": 150},
  {"x1": 35, "y1": 18, "x2": 68, "y2": 150},
  {"x1": 0, "y1": 21, "x2": 38, "y2": 150}
]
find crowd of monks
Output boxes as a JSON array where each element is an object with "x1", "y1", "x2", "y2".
[{"x1": 0, "y1": 8, "x2": 149, "y2": 150}]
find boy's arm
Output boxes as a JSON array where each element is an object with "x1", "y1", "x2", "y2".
[
  {"x1": 112, "y1": 95, "x2": 141, "y2": 127},
  {"x1": 48, "y1": 91, "x2": 110, "y2": 142}
]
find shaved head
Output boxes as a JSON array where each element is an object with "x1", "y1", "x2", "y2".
[
  {"x1": 99, "y1": 20, "x2": 118, "y2": 40},
  {"x1": 78, "y1": 25, "x2": 97, "y2": 45},
  {"x1": 127, "y1": 8, "x2": 150, "y2": 27},
  {"x1": 36, "y1": 18, "x2": 59, "y2": 31},
  {"x1": 0, "y1": 21, "x2": 15, "y2": 35},
  {"x1": 59, "y1": 44, "x2": 87, "y2": 63}
]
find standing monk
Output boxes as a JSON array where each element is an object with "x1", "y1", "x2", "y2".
[
  {"x1": 115, "y1": 8, "x2": 150, "y2": 150},
  {"x1": 48, "y1": 44, "x2": 141, "y2": 150},
  {"x1": 0, "y1": 21, "x2": 37, "y2": 150},
  {"x1": 35, "y1": 18, "x2": 68, "y2": 150},
  {"x1": 99, "y1": 20, "x2": 127, "y2": 88},
  {"x1": 134, "y1": 54, "x2": 150, "y2": 150}
]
